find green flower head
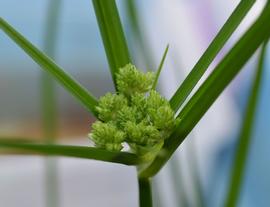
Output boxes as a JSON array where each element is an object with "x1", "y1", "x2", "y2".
[
  {"x1": 89, "y1": 63, "x2": 178, "y2": 158},
  {"x1": 96, "y1": 93, "x2": 128, "y2": 122},
  {"x1": 89, "y1": 121, "x2": 125, "y2": 151},
  {"x1": 116, "y1": 63, "x2": 155, "y2": 96}
]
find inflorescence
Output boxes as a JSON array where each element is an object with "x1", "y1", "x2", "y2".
[{"x1": 89, "y1": 64, "x2": 178, "y2": 159}]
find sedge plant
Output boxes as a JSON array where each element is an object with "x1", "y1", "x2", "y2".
[{"x1": 0, "y1": 1, "x2": 270, "y2": 207}]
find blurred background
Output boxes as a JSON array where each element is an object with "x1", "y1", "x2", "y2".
[{"x1": 0, "y1": 0, "x2": 269, "y2": 206}]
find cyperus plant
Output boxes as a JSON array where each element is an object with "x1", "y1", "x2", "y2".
[{"x1": 1, "y1": 0, "x2": 270, "y2": 207}]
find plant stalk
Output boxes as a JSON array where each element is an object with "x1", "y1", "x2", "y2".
[
  {"x1": 138, "y1": 177, "x2": 153, "y2": 207},
  {"x1": 41, "y1": 0, "x2": 62, "y2": 207}
]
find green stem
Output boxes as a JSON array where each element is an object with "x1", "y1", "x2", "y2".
[
  {"x1": 138, "y1": 177, "x2": 153, "y2": 207},
  {"x1": 41, "y1": 1, "x2": 62, "y2": 207},
  {"x1": 224, "y1": 41, "x2": 268, "y2": 207},
  {"x1": 41, "y1": 0, "x2": 61, "y2": 140}
]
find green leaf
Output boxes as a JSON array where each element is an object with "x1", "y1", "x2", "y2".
[
  {"x1": 139, "y1": 3, "x2": 270, "y2": 178},
  {"x1": 152, "y1": 44, "x2": 169, "y2": 90},
  {"x1": 0, "y1": 18, "x2": 98, "y2": 116},
  {"x1": 170, "y1": 0, "x2": 256, "y2": 112},
  {"x1": 0, "y1": 139, "x2": 141, "y2": 165},
  {"x1": 224, "y1": 42, "x2": 268, "y2": 207},
  {"x1": 92, "y1": 0, "x2": 131, "y2": 88}
]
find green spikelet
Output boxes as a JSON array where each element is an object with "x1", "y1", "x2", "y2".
[
  {"x1": 89, "y1": 121, "x2": 125, "y2": 151},
  {"x1": 116, "y1": 63, "x2": 155, "y2": 96},
  {"x1": 96, "y1": 93, "x2": 128, "y2": 122}
]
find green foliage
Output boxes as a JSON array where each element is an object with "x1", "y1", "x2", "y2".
[
  {"x1": 89, "y1": 64, "x2": 177, "y2": 159},
  {"x1": 1, "y1": 1, "x2": 269, "y2": 206},
  {"x1": 92, "y1": 0, "x2": 131, "y2": 87},
  {"x1": 139, "y1": 3, "x2": 270, "y2": 178},
  {"x1": 169, "y1": 0, "x2": 256, "y2": 112},
  {"x1": 0, "y1": 18, "x2": 98, "y2": 116},
  {"x1": 224, "y1": 42, "x2": 268, "y2": 207},
  {"x1": 0, "y1": 139, "x2": 141, "y2": 165}
]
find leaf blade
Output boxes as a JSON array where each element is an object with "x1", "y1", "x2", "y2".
[
  {"x1": 0, "y1": 18, "x2": 98, "y2": 116},
  {"x1": 139, "y1": 3, "x2": 270, "y2": 178},
  {"x1": 170, "y1": 0, "x2": 256, "y2": 112},
  {"x1": 92, "y1": 0, "x2": 131, "y2": 88},
  {"x1": 152, "y1": 44, "x2": 169, "y2": 90},
  {"x1": 224, "y1": 41, "x2": 268, "y2": 207},
  {"x1": 0, "y1": 139, "x2": 141, "y2": 165}
]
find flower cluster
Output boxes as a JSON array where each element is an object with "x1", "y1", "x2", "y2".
[{"x1": 89, "y1": 63, "x2": 178, "y2": 158}]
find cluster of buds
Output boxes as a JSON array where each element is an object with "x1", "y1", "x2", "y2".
[{"x1": 89, "y1": 64, "x2": 178, "y2": 159}]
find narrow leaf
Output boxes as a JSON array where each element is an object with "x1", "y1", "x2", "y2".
[
  {"x1": 170, "y1": 0, "x2": 256, "y2": 112},
  {"x1": 139, "y1": 3, "x2": 270, "y2": 178},
  {"x1": 0, "y1": 139, "x2": 141, "y2": 165},
  {"x1": 0, "y1": 18, "x2": 98, "y2": 116},
  {"x1": 152, "y1": 44, "x2": 169, "y2": 90},
  {"x1": 92, "y1": 0, "x2": 131, "y2": 88},
  {"x1": 224, "y1": 42, "x2": 268, "y2": 207}
]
